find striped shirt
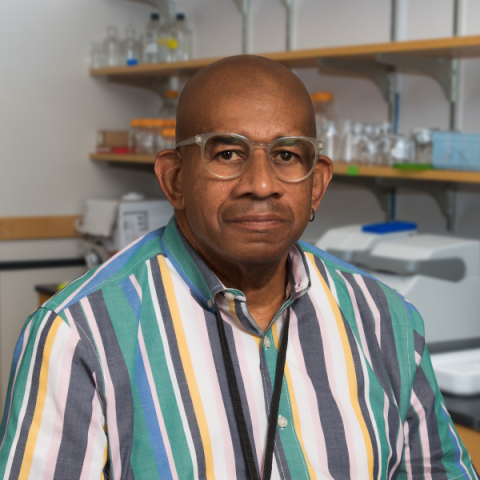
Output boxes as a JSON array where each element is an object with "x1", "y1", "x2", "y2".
[{"x1": 0, "y1": 216, "x2": 477, "y2": 480}]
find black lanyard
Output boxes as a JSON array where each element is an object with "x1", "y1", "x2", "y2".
[{"x1": 215, "y1": 305, "x2": 291, "y2": 480}]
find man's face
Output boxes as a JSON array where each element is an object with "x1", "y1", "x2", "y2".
[{"x1": 169, "y1": 90, "x2": 330, "y2": 267}]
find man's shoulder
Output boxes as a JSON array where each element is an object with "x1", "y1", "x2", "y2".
[
  {"x1": 299, "y1": 239, "x2": 378, "y2": 278},
  {"x1": 42, "y1": 227, "x2": 167, "y2": 314},
  {"x1": 298, "y1": 239, "x2": 420, "y2": 327}
]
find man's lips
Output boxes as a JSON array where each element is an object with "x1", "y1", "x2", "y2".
[{"x1": 227, "y1": 215, "x2": 287, "y2": 229}]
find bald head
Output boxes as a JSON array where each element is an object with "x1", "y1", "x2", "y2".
[{"x1": 176, "y1": 55, "x2": 316, "y2": 142}]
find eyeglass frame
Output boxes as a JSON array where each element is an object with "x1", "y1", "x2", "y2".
[{"x1": 175, "y1": 132, "x2": 324, "y2": 183}]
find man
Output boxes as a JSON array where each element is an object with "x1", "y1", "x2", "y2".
[{"x1": 0, "y1": 56, "x2": 476, "y2": 480}]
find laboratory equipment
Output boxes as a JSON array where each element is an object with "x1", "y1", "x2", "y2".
[
  {"x1": 431, "y1": 349, "x2": 480, "y2": 396},
  {"x1": 433, "y1": 131, "x2": 480, "y2": 172},
  {"x1": 158, "y1": 89, "x2": 178, "y2": 118},
  {"x1": 412, "y1": 128, "x2": 434, "y2": 166},
  {"x1": 311, "y1": 92, "x2": 338, "y2": 161},
  {"x1": 90, "y1": 41, "x2": 105, "y2": 69},
  {"x1": 124, "y1": 25, "x2": 141, "y2": 66},
  {"x1": 143, "y1": 13, "x2": 162, "y2": 63},
  {"x1": 316, "y1": 222, "x2": 480, "y2": 346},
  {"x1": 76, "y1": 195, "x2": 174, "y2": 268},
  {"x1": 174, "y1": 13, "x2": 193, "y2": 61},
  {"x1": 103, "y1": 26, "x2": 121, "y2": 67}
]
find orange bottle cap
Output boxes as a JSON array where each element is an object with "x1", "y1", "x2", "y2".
[
  {"x1": 311, "y1": 92, "x2": 333, "y2": 103},
  {"x1": 162, "y1": 128, "x2": 176, "y2": 137},
  {"x1": 165, "y1": 90, "x2": 179, "y2": 99}
]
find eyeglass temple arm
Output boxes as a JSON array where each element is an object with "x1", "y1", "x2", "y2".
[{"x1": 175, "y1": 137, "x2": 197, "y2": 148}]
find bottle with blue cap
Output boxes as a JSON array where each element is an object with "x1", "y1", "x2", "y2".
[{"x1": 124, "y1": 25, "x2": 141, "y2": 66}]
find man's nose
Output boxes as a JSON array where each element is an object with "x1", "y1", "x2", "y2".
[{"x1": 237, "y1": 147, "x2": 283, "y2": 198}]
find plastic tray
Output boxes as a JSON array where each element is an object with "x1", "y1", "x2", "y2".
[{"x1": 431, "y1": 348, "x2": 480, "y2": 396}]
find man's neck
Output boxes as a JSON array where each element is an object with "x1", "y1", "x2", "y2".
[
  {"x1": 177, "y1": 221, "x2": 290, "y2": 333},
  {"x1": 213, "y1": 258, "x2": 289, "y2": 332}
]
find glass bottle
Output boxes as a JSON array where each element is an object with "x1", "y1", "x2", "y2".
[
  {"x1": 90, "y1": 40, "x2": 105, "y2": 69},
  {"x1": 338, "y1": 121, "x2": 356, "y2": 163},
  {"x1": 124, "y1": 25, "x2": 141, "y2": 66},
  {"x1": 143, "y1": 13, "x2": 161, "y2": 64},
  {"x1": 142, "y1": 119, "x2": 156, "y2": 154},
  {"x1": 129, "y1": 119, "x2": 143, "y2": 153},
  {"x1": 174, "y1": 13, "x2": 193, "y2": 61},
  {"x1": 158, "y1": 90, "x2": 179, "y2": 118},
  {"x1": 103, "y1": 26, "x2": 121, "y2": 67},
  {"x1": 311, "y1": 92, "x2": 338, "y2": 160},
  {"x1": 162, "y1": 128, "x2": 176, "y2": 149},
  {"x1": 153, "y1": 119, "x2": 166, "y2": 152}
]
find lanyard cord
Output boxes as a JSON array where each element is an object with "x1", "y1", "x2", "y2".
[{"x1": 215, "y1": 305, "x2": 291, "y2": 480}]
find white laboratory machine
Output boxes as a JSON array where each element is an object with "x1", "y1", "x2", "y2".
[
  {"x1": 76, "y1": 193, "x2": 174, "y2": 268},
  {"x1": 316, "y1": 222, "x2": 480, "y2": 346}
]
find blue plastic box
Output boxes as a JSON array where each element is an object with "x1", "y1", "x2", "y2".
[{"x1": 432, "y1": 131, "x2": 480, "y2": 171}]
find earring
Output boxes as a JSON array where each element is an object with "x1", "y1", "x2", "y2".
[{"x1": 309, "y1": 208, "x2": 315, "y2": 222}]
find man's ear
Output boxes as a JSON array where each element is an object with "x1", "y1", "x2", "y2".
[
  {"x1": 154, "y1": 149, "x2": 185, "y2": 210},
  {"x1": 311, "y1": 155, "x2": 333, "y2": 211}
]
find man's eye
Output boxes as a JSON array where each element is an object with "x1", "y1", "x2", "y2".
[
  {"x1": 221, "y1": 150, "x2": 234, "y2": 160},
  {"x1": 278, "y1": 151, "x2": 295, "y2": 161},
  {"x1": 218, "y1": 150, "x2": 242, "y2": 160}
]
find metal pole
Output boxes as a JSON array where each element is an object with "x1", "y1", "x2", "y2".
[
  {"x1": 233, "y1": 0, "x2": 251, "y2": 54},
  {"x1": 450, "y1": 0, "x2": 462, "y2": 131},
  {"x1": 389, "y1": 0, "x2": 398, "y2": 130},
  {"x1": 280, "y1": 0, "x2": 294, "y2": 51},
  {"x1": 390, "y1": 0, "x2": 397, "y2": 43}
]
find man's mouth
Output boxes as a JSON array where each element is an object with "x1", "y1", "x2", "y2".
[{"x1": 228, "y1": 214, "x2": 287, "y2": 230}]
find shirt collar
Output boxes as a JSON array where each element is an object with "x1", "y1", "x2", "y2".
[{"x1": 160, "y1": 215, "x2": 311, "y2": 311}]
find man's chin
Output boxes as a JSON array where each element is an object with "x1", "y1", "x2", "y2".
[{"x1": 224, "y1": 237, "x2": 296, "y2": 265}]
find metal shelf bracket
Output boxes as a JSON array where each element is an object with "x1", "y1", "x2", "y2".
[
  {"x1": 376, "y1": 53, "x2": 457, "y2": 103},
  {"x1": 232, "y1": 0, "x2": 251, "y2": 54},
  {"x1": 318, "y1": 58, "x2": 396, "y2": 105},
  {"x1": 333, "y1": 175, "x2": 457, "y2": 231},
  {"x1": 331, "y1": 176, "x2": 396, "y2": 221}
]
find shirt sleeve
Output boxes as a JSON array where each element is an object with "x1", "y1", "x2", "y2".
[
  {"x1": 0, "y1": 307, "x2": 108, "y2": 480},
  {"x1": 397, "y1": 334, "x2": 479, "y2": 479}
]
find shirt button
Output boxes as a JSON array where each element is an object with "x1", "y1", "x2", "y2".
[
  {"x1": 224, "y1": 292, "x2": 235, "y2": 301},
  {"x1": 207, "y1": 300, "x2": 213, "y2": 308},
  {"x1": 277, "y1": 416, "x2": 288, "y2": 428},
  {"x1": 264, "y1": 337, "x2": 271, "y2": 348}
]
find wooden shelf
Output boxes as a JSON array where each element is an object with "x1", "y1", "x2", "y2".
[
  {"x1": 90, "y1": 154, "x2": 480, "y2": 184},
  {"x1": 0, "y1": 215, "x2": 80, "y2": 241},
  {"x1": 333, "y1": 163, "x2": 480, "y2": 183},
  {"x1": 90, "y1": 153, "x2": 155, "y2": 164},
  {"x1": 90, "y1": 34, "x2": 480, "y2": 78}
]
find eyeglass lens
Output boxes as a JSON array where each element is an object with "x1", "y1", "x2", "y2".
[{"x1": 203, "y1": 135, "x2": 316, "y2": 181}]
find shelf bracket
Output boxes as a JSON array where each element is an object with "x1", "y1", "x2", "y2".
[
  {"x1": 376, "y1": 53, "x2": 457, "y2": 103},
  {"x1": 331, "y1": 175, "x2": 395, "y2": 221},
  {"x1": 279, "y1": 0, "x2": 294, "y2": 51},
  {"x1": 333, "y1": 174, "x2": 457, "y2": 231},
  {"x1": 318, "y1": 58, "x2": 396, "y2": 105},
  {"x1": 232, "y1": 0, "x2": 251, "y2": 54}
]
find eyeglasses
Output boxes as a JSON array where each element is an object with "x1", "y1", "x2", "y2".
[{"x1": 175, "y1": 132, "x2": 323, "y2": 183}]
